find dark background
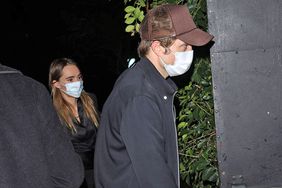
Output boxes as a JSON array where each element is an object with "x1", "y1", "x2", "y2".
[
  {"x1": 0, "y1": 0, "x2": 211, "y2": 109},
  {"x1": 0, "y1": 0, "x2": 139, "y2": 108}
]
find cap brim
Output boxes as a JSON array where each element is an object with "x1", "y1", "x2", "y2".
[{"x1": 177, "y1": 28, "x2": 214, "y2": 46}]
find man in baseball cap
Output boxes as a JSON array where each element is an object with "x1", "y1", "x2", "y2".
[
  {"x1": 94, "y1": 4, "x2": 213, "y2": 188},
  {"x1": 140, "y1": 4, "x2": 213, "y2": 46},
  {"x1": 138, "y1": 3, "x2": 214, "y2": 77}
]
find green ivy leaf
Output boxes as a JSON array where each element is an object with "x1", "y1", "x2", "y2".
[
  {"x1": 199, "y1": 110, "x2": 205, "y2": 119},
  {"x1": 135, "y1": 23, "x2": 140, "y2": 32},
  {"x1": 197, "y1": 139, "x2": 206, "y2": 148},
  {"x1": 138, "y1": 11, "x2": 145, "y2": 22},
  {"x1": 208, "y1": 172, "x2": 218, "y2": 182},
  {"x1": 195, "y1": 158, "x2": 208, "y2": 171},
  {"x1": 133, "y1": 7, "x2": 141, "y2": 19},
  {"x1": 192, "y1": 72, "x2": 201, "y2": 84},
  {"x1": 125, "y1": 17, "x2": 135, "y2": 24},
  {"x1": 182, "y1": 133, "x2": 188, "y2": 140},
  {"x1": 124, "y1": 13, "x2": 131, "y2": 19},
  {"x1": 202, "y1": 167, "x2": 215, "y2": 181},
  {"x1": 180, "y1": 162, "x2": 185, "y2": 171},
  {"x1": 125, "y1": 6, "x2": 135, "y2": 13},
  {"x1": 139, "y1": 0, "x2": 146, "y2": 7},
  {"x1": 125, "y1": 25, "x2": 135, "y2": 32},
  {"x1": 178, "y1": 122, "x2": 187, "y2": 129}
]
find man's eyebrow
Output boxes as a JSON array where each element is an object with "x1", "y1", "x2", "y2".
[{"x1": 179, "y1": 43, "x2": 187, "y2": 47}]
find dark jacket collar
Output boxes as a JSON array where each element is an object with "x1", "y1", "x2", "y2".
[{"x1": 138, "y1": 57, "x2": 177, "y2": 96}]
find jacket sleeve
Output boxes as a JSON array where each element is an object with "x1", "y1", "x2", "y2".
[
  {"x1": 35, "y1": 83, "x2": 84, "y2": 188},
  {"x1": 120, "y1": 95, "x2": 178, "y2": 188}
]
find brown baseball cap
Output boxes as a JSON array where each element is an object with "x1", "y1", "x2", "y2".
[{"x1": 140, "y1": 4, "x2": 214, "y2": 46}]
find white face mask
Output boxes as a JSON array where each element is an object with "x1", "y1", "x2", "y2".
[
  {"x1": 160, "y1": 50, "x2": 194, "y2": 77},
  {"x1": 61, "y1": 81, "x2": 83, "y2": 98}
]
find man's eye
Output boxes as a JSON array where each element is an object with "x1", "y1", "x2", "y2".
[{"x1": 179, "y1": 46, "x2": 187, "y2": 51}]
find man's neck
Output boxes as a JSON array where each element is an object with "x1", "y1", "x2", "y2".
[{"x1": 145, "y1": 54, "x2": 169, "y2": 79}]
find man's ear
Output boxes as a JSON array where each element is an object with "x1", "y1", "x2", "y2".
[{"x1": 151, "y1": 41, "x2": 165, "y2": 56}]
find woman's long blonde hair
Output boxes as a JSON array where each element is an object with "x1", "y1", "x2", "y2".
[{"x1": 49, "y1": 58, "x2": 99, "y2": 133}]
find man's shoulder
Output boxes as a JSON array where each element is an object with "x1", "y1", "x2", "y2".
[
  {"x1": 118, "y1": 60, "x2": 147, "y2": 85},
  {"x1": 0, "y1": 64, "x2": 48, "y2": 95},
  {"x1": 0, "y1": 64, "x2": 22, "y2": 74},
  {"x1": 114, "y1": 66, "x2": 147, "y2": 96}
]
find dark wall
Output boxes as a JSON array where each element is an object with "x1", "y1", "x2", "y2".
[{"x1": 207, "y1": 0, "x2": 282, "y2": 187}]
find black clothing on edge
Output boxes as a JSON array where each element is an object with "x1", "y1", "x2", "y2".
[
  {"x1": 0, "y1": 64, "x2": 84, "y2": 188},
  {"x1": 67, "y1": 95, "x2": 98, "y2": 188}
]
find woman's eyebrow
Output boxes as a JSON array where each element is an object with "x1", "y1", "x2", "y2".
[{"x1": 65, "y1": 76, "x2": 75, "y2": 80}]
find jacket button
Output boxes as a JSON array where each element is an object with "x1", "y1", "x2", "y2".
[{"x1": 163, "y1": 96, "x2": 167, "y2": 100}]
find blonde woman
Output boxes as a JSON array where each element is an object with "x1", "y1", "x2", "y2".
[{"x1": 49, "y1": 58, "x2": 99, "y2": 188}]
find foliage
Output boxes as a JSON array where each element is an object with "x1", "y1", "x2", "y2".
[
  {"x1": 177, "y1": 58, "x2": 219, "y2": 187},
  {"x1": 124, "y1": 0, "x2": 208, "y2": 35},
  {"x1": 123, "y1": 0, "x2": 219, "y2": 187},
  {"x1": 123, "y1": 0, "x2": 146, "y2": 35}
]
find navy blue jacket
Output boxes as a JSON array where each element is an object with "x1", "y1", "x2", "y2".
[
  {"x1": 94, "y1": 58, "x2": 179, "y2": 188},
  {"x1": 0, "y1": 64, "x2": 84, "y2": 188}
]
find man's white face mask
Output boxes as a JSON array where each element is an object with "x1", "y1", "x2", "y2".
[{"x1": 160, "y1": 50, "x2": 194, "y2": 77}]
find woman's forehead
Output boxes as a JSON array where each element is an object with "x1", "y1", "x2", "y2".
[{"x1": 61, "y1": 65, "x2": 80, "y2": 77}]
